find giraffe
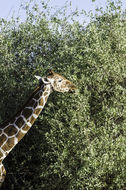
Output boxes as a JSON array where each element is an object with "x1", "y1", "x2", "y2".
[{"x1": 0, "y1": 70, "x2": 76, "y2": 187}]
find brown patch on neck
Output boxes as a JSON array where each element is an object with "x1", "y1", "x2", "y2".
[
  {"x1": 22, "y1": 124, "x2": 30, "y2": 131},
  {"x1": 15, "y1": 117, "x2": 25, "y2": 128},
  {"x1": 16, "y1": 131, "x2": 25, "y2": 141},
  {"x1": 4, "y1": 125, "x2": 18, "y2": 136},
  {"x1": 0, "y1": 135, "x2": 7, "y2": 147},
  {"x1": 29, "y1": 116, "x2": 36, "y2": 125},
  {"x1": 22, "y1": 108, "x2": 33, "y2": 120},
  {"x1": 34, "y1": 108, "x2": 41, "y2": 115},
  {"x1": 2, "y1": 137, "x2": 15, "y2": 152},
  {"x1": 0, "y1": 151, "x2": 3, "y2": 158}
]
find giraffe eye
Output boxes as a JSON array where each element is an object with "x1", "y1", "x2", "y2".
[{"x1": 58, "y1": 79, "x2": 62, "y2": 82}]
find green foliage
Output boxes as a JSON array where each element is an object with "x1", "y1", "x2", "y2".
[{"x1": 0, "y1": 0, "x2": 125, "y2": 189}]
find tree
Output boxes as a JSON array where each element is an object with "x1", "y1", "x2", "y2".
[{"x1": 0, "y1": 0, "x2": 125, "y2": 189}]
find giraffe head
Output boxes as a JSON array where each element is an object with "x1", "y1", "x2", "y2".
[{"x1": 35, "y1": 70, "x2": 76, "y2": 93}]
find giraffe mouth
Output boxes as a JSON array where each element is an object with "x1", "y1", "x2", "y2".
[
  {"x1": 70, "y1": 89, "x2": 76, "y2": 93},
  {"x1": 69, "y1": 86, "x2": 77, "y2": 93}
]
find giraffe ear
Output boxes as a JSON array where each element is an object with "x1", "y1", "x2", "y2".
[{"x1": 35, "y1": 75, "x2": 42, "y2": 81}]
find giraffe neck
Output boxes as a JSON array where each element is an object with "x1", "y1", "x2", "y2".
[{"x1": 0, "y1": 83, "x2": 52, "y2": 162}]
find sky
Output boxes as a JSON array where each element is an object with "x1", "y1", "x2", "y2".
[{"x1": 0, "y1": 0, "x2": 125, "y2": 23}]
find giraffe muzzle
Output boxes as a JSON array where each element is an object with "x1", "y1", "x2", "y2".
[{"x1": 69, "y1": 86, "x2": 77, "y2": 93}]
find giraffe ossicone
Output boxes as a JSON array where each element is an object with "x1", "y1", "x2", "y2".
[{"x1": 0, "y1": 70, "x2": 76, "y2": 187}]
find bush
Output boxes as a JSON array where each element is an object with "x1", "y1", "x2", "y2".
[{"x1": 0, "y1": 0, "x2": 125, "y2": 189}]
